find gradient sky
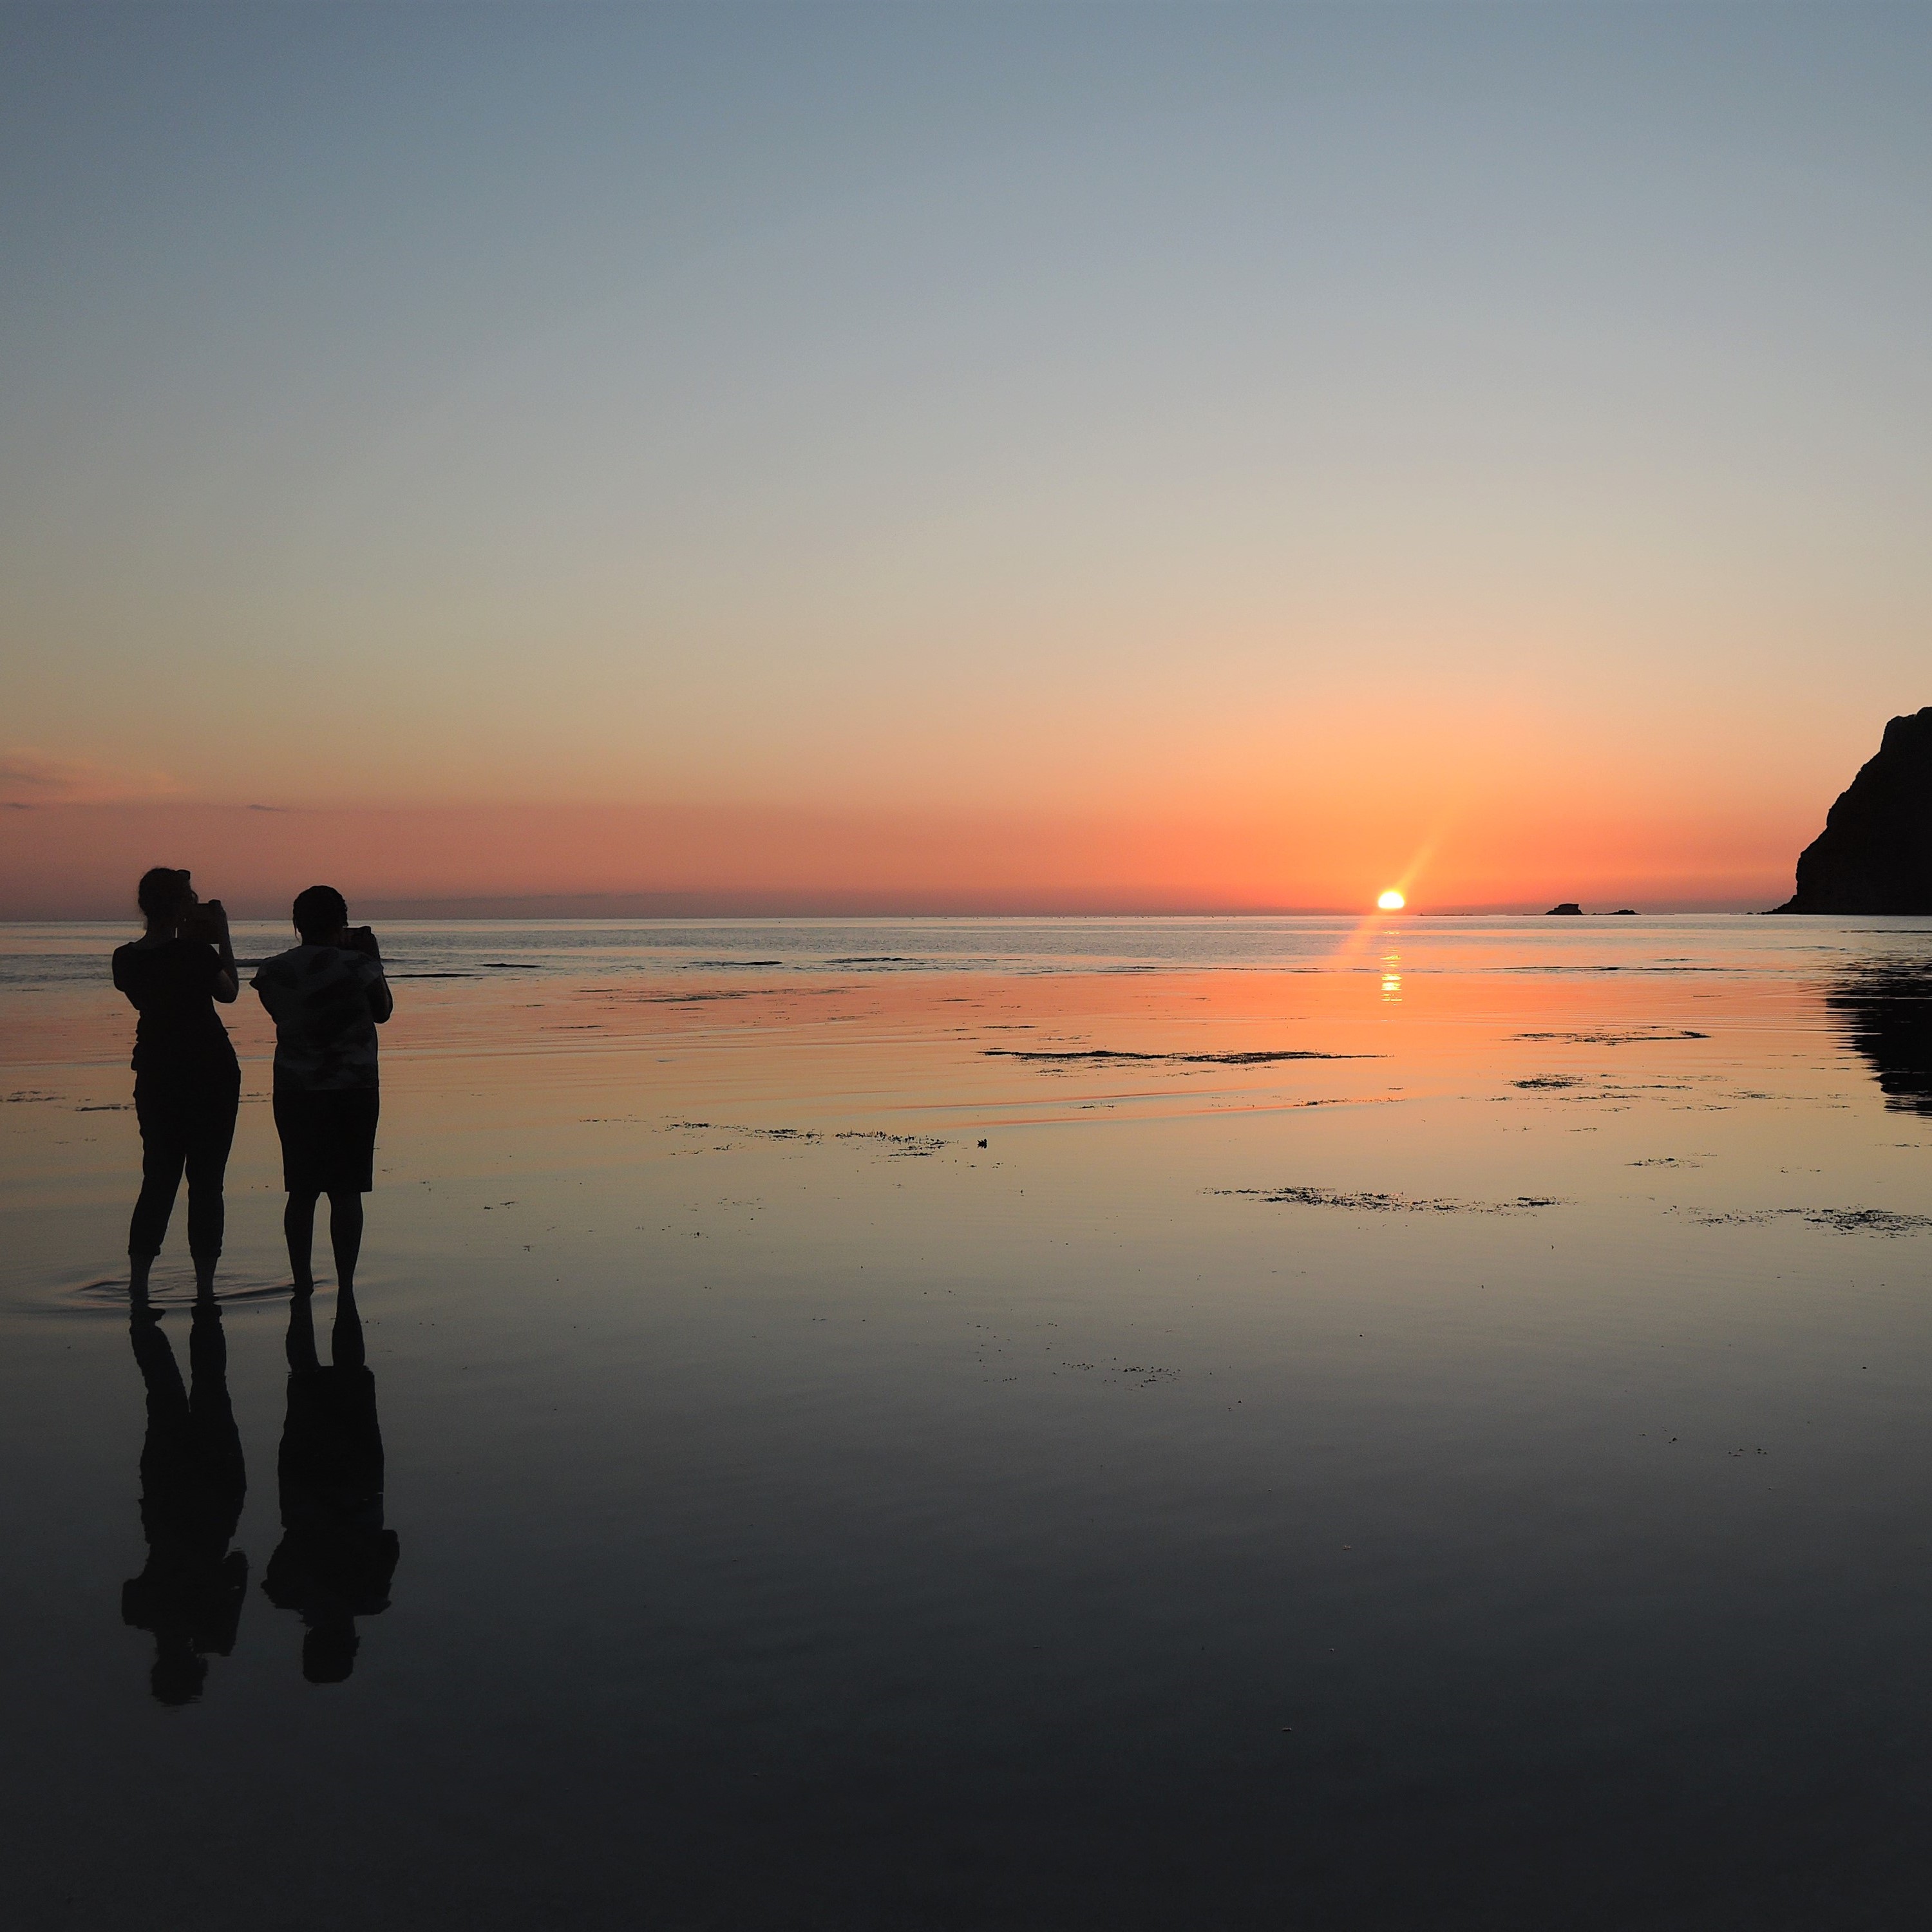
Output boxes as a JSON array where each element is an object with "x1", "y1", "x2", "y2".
[{"x1": 5, "y1": 2, "x2": 1931, "y2": 914}]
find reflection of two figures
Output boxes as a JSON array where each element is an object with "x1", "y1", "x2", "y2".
[
  {"x1": 263, "y1": 1282, "x2": 401, "y2": 1683},
  {"x1": 121, "y1": 1282, "x2": 399, "y2": 1700}
]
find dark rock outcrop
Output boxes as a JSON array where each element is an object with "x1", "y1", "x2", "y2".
[
  {"x1": 1546, "y1": 902, "x2": 1582, "y2": 916},
  {"x1": 1776, "y1": 707, "x2": 1932, "y2": 913}
]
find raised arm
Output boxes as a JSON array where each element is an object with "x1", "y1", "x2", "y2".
[
  {"x1": 206, "y1": 901, "x2": 240, "y2": 1003},
  {"x1": 347, "y1": 925, "x2": 394, "y2": 1024}
]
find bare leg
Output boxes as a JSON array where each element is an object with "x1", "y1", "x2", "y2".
[
  {"x1": 327, "y1": 1191, "x2": 365, "y2": 1295},
  {"x1": 128, "y1": 1090, "x2": 185, "y2": 1285},
  {"x1": 284, "y1": 1191, "x2": 319, "y2": 1292},
  {"x1": 184, "y1": 1072, "x2": 237, "y2": 1307}
]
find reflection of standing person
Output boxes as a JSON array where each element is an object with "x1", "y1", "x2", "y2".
[
  {"x1": 263, "y1": 1282, "x2": 399, "y2": 1682},
  {"x1": 251, "y1": 886, "x2": 393, "y2": 1294},
  {"x1": 120, "y1": 1300, "x2": 248, "y2": 1705},
  {"x1": 111, "y1": 868, "x2": 241, "y2": 1300}
]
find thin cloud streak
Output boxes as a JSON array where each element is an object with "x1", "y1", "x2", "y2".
[{"x1": 0, "y1": 748, "x2": 183, "y2": 808}]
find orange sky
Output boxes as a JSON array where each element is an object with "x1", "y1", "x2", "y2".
[
  {"x1": 0, "y1": 786, "x2": 1814, "y2": 921},
  {"x1": 3, "y1": 8, "x2": 1926, "y2": 918}
]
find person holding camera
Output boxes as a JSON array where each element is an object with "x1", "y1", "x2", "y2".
[
  {"x1": 251, "y1": 886, "x2": 393, "y2": 1296},
  {"x1": 111, "y1": 868, "x2": 242, "y2": 1301}
]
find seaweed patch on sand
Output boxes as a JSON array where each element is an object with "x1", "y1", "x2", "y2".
[
  {"x1": 836, "y1": 1130, "x2": 947, "y2": 1157},
  {"x1": 1690, "y1": 1206, "x2": 1932, "y2": 1235},
  {"x1": 1060, "y1": 1359, "x2": 1179, "y2": 1388},
  {"x1": 986, "y1": 1048, "x2": 1374, "y2": 1066},
  {"x1": 1512, "y1": 1030, "x2": 1708, "y2": 1046},
  {"x1": 1215, "y1": 1186, "x2": 1564, "y2": 1215}
]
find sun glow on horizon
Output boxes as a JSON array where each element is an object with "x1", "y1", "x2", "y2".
[{"x1": 1377, "y1": 889, "x2": 1406, "y2": 911}]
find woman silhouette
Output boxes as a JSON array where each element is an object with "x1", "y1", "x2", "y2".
[{"x1": 112, "y1": 868, "x2": 242, "y2": 1300}]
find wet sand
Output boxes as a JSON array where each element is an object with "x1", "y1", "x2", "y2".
[{"x1": 3, "y1": 916, "x2": 1931, "y2": 1929}]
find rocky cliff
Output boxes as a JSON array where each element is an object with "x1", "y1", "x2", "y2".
[{"x1": 1776, "y1": 707, "x2": 1932, "y2": 913}]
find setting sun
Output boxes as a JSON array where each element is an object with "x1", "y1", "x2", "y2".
[{"x1": 1378, "y1": 889, "x2": 1406, "y2": 911}]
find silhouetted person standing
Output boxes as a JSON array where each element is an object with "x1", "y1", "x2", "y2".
[
  {"x1": 111, "y1": 868, "x2": 241, "y2": 1300},
  {"x1": 263, "y1": 1281, "x2": 399, "y2": 1682},
  {"x1": 252, "y1": 886, "x2": 393, "y2": 1294},
  {"x1": 120, "y1": 1298, "x2": 248, "y2": 1705}
]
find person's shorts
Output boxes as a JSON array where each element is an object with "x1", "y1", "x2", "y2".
[{"x1": 272, "y1": 1086, "x2": 380, "y2": 1195}]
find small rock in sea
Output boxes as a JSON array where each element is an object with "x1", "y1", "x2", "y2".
[
  {"x1": 1546, "y1": 902, "x2": 1584, "y2": 916},
  {"x1": 978, "y1": 1138, "x2": 988, "y2": 1148},
  {"x1": 1613, "y1": 907, "x2": 1638, "y2": 915}
]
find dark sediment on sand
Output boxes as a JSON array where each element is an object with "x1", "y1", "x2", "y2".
[{"x1": 984, "y1": 1048, "x2": 1374, "y2": 1065}]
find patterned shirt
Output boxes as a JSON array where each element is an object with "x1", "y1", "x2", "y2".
[{"x1": 252, "y1": 945, "x2": 391, "y2": 1091}]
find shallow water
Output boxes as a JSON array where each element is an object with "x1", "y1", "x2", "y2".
[{"x1": 4, "y1": 914, "x2": 1931, "y2": 1929}]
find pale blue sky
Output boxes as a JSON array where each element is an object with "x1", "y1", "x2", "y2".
[{"x1": 4, "y1": 3, "x2": 1929, "y2": 895}]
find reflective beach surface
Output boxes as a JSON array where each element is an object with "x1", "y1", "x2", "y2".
[{"x1": 5, "y1": 914, "x2": 1931, "y2": 1929}]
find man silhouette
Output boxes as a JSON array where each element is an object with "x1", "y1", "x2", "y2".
[{"x1": 252, "y1": 886, "x2": 393, "y2": 1294}]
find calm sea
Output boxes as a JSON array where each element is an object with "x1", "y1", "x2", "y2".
[{"x1": 3, "y1": 915, "x2": 1930, "y2": 1929}]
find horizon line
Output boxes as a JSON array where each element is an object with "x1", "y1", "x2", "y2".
[{"x1": 3, "y1": 894, "x2": 1791, "y2": 923}]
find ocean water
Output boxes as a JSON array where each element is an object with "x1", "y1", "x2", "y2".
[{"x1": 3, "y1": 914, "x2": 1931, "y2": 1929}]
